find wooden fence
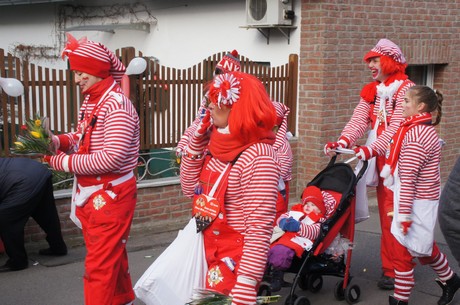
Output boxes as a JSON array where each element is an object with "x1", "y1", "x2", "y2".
[{"x1": 0, "y1": 47, "x2": 298, "y2": 156}]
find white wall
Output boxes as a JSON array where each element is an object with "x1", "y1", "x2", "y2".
[{"x1": 0, "y1": 0, "x2": 300, "y2": 70}]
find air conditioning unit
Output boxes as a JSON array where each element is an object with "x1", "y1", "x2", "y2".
[{"x1": 246, "y1": 0, "x2": 294, "y2": 26}]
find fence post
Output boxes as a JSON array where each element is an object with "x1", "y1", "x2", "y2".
[{"x1": 287, "y1": 54, "x2": 298, "y2": 135}]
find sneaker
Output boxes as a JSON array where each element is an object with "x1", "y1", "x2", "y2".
[
  {"x1": 270, "y1": 277, "x2": 282, "y2": 292},
  {"x1": 436, "y1": 273, "x2": 460, "y2": 305},
  {"x1": 378, "y1": 275, "x2": 395, "y2": 290}
]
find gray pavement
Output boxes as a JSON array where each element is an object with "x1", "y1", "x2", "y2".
[{"x1": 1, "y1": 201, "x2": 460, "y2": 305}]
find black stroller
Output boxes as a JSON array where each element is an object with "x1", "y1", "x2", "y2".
[{"x1": 259, "y1": 155, "x2": 367, "y2": 305}]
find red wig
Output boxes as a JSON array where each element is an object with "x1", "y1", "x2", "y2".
[
  {"x1": 208, "y1": 71, "x2": 276, "y2": 144},
  {"x1": 379, "y1": 55, "x2": 408, "y2": 76}
]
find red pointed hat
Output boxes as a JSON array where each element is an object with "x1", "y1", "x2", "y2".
[
  {"x1": 61, "y1": 33, "x2": 125, "y2": 83},
  {"x1": 301, "y1": 185, "x2": 326, "y2": 215},
  {"x1": 363, "y1": 38, "x2": 406, "y2": 64},
  {"x1": 216, "y1": 50, "x2": 241, "y2": 73},
  {"x1": 272, "y1": 101, "x2": 290, "y2": 126}
]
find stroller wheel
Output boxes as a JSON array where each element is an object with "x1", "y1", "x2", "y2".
[
  {"x1": 298, "y1": 274, "x2": 308, "y2": 290},
  {"x1": 284, "y1": 294, "x2": 297, "y2": 305},
  {"x1": 257, "y1": 281, "x2": 271, "y2": 296},
  {"x1": 344, "y1": 284, "x2": 361, "y2": 304},
  {"x1": 293, "y1": 296, "x2": 311, "y2": 305},
  {"x1": 306, "y1": 274, "x2": 323, "y2": 293},
  {"x1": 334, "y1": 279, "x2": 346, "y2": 301}
]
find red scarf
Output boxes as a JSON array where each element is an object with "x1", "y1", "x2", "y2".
[
  {"x1": 385, "y1": 112, "x2": 432, "y2": 174},
  {"x1": 360, "y1": 72, "x2": 409, "y2": 103},
  {"x1": 78, "y1": 77, "x2": 117, "y2": 154},
  {"x1": 208, "y1": 128, "x2": 275, "y2": 162}
]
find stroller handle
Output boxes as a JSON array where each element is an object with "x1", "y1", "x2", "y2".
[{"x1": 328, "y1": 148, "x2": 368, "y2": 181}]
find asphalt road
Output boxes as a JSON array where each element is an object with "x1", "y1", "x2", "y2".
[{"x1": 1, "y1": 205, "x2": 459, "y2": 305}]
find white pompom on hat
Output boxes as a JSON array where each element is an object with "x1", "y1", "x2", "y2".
[{"x1": 363, "y1": 38, "x2": 406, "y2": 64}]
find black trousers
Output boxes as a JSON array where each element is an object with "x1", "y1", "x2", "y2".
[{"x1": 0, "y1": 177, "x2": 66, "y2": 268}]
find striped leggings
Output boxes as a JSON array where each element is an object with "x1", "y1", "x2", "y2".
[{"x1": 393, "y1": 241, "x2": 453, "y2": 302}]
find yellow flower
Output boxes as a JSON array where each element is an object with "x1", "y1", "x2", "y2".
[
  {"x1": 30, "y1": 131, "x2": 42, "y2": 138},
  {"x1": 14, "y1": 141, "x2": 24, "y2": 147},
  {"x1": 35, "y1": 119, "x2": 42, "y2": 127}
]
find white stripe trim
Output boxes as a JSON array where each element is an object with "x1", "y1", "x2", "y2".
[{"x1": 62, "y1": 155, "x2": 70, "y2": 172}]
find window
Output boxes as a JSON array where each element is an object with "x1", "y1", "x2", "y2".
[{"x1": 406, "y1": 64, "x2": 434, "y2": 87}]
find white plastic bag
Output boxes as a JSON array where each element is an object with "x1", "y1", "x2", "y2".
[
  {"x1": 134, "y1": 218, "x2": 207, "y2": 305},
  {"x1": 354, "y1": 160, "x2": 374, "y2": 223},
  {"x1": 353, "y1": 127, "x2": 379, "y2": 223},
  {"x1": 364, "y1": 128, "x2": 379, "y2": 187},
  {"x1": 353, "y1": 173, "x2": 370, "y2": 223}
]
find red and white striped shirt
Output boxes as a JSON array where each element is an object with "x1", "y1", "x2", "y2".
[
  {"x1": 397, "y1": 124, "x2": 441, "y2": 215},
  {"x1": 274, "y1": 139, "x2": 293, "y2": 182},
  {"x1": 341, "y1": 80, "x2": 414, "y2": 156},
  {"x1": 59, "y1": 79, "x2": 140, "y2": 176},
  {"x1": 180, "y1": 143, "x2": 280, "y2": 283}
]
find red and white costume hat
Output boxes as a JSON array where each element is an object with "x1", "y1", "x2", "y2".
[
  {"x1": 301, "y1": 185, "x2": 326, "y2": 216},
  {"x1": 216, "y1": 50, "x2": 241, "y2": 73},
  {"x1": 61, "y1": 33, "x2": 126, "y2": 83},
  {"x1": 363, "y1": 38, "x2": 406, "y2": 64}
]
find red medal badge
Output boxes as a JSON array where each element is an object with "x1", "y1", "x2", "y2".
[{"x1": 192, "y1": 194, "x2": 220, "y2": 232}]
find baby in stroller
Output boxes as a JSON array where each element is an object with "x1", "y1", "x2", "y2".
[{"x1": 268, "y1": 185, "x2": 337, "y2": 292}]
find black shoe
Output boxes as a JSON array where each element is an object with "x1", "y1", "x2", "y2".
[
  {"x1": 0, "y1": 262, "x2": 28, "y2": 272},
  {"x1": 436, "y1": 273, "x2": 460, "y2": 305},
  {"x1": 270, "y1": 270, "x2": 284, "y2": 292},
  {"x1": 378, "y1": 275, "x2": 395, "y2": 290},
  {"x1": 38, "y1": 247, "x2": 67, "y2": 256},
  {"x1": 389, "y1": 295, "x2": 408, "y2": 305}
]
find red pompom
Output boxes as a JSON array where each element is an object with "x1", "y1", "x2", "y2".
[
  {"x1": 61, "y1": 33, "x2": 88, "y2": 59},
  {"x1": 360, "y1": 82, "x2": 378, "y2": 103},
  {"x1": 230, "y1": 49, "x2": 239, "y2": 57}
]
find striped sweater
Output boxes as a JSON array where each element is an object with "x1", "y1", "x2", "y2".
[
  {"x1": 341, "y1": 80, "x2": 414, "y2": 156},
  {"x1": 397, "y1": 124, "x2": 441, "y2": 215},
  {"x1": 180, "y1": 142, "x2": 280, "y2": 295},
  {"x1": 275, "y1": 138, "x2": 293, "y2": 182},
  {"x1": 272, "y1": 105, "x2": 293, "y2": 182},
  {"x1": 58, "y1": 79, "x2": 140, "y2": 176}
]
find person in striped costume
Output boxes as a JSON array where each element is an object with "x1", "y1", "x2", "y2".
[
  {"x1": 324, "y1": 38, "x2": 415, "y2": 290},
  {"x1": 272, "y1": 101, "x2": 294, "y2": 222},
  {"x1": 44, "y1": 34, "x2": 140, "y2": 305},
  {"x1": 176, "y1": 50, "x2": 241, "y2": 157},
  {"x1": 180, "y1": 71, "x2": 279, "y2": 305},
  {"x1": 380, "y1": 86, "x2": 460, "y2": 305}
]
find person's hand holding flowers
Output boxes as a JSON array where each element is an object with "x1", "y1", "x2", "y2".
[{"x1": 11, "y1": 114, "x2": 55, "y2": 156}]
